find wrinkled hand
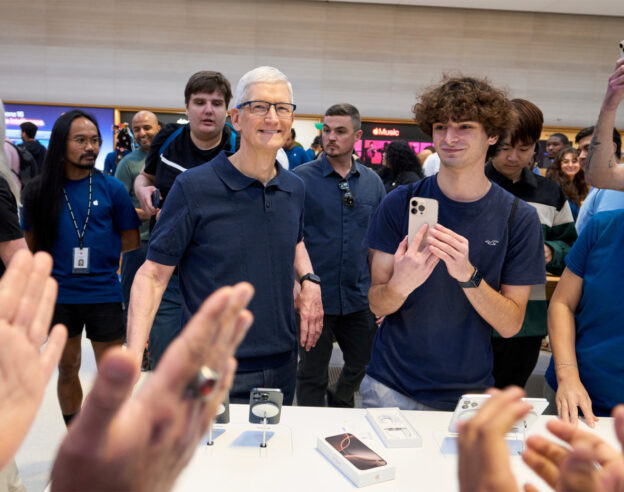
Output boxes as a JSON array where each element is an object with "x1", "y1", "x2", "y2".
[
  {"x1": 603, "y1": 58, "x2": 624, "y2": 111},
  {"x1": 545, "y1": 244, "x2": 553, "y2": 265},
  {"x1": 427, "y1": 224, "x2": 473, "y2": 282},
  {"x1": 136, "y1": 184, "x2": 158, "y2": 216},
  {"x1": 523, "y1": 405, "x2": 624, "y2": 491},
  {"x1": 458, "y1": 387, "x2": 531, "y2": 492},
  {"x1": 555, "y1": 375, "x2": 598, "y2": 428},
  {"x1": 295, "y1": 281, "x2": 323, "y2": 351},
  {"x1": 0, "y1": 250, "x2": 67, "y2": 468},
  {"x1": 389, "y1": 224, "x2": 439, "y2": 297},
  {"x1": 51, "y1": 282, "x2": 254, "y2": 492}
]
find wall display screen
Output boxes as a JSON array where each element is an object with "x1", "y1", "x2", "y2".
[
  {"x1": 119, "y1": 110, "x2": 188, "y2": 128},
  {"x1": 4, "y1": 103, "x2": 115, "y2": 170},
  {"x1": 356, "y1": 122, "x2": 433, "y2": 168}
]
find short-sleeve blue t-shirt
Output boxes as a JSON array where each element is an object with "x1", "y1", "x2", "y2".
[
  {"x1": 545, "y1": 210, "x2": 624, "y2": 416},
  {"x1": 22, "y1": 171, "x2": 141, "y2": 304},
  {"x1": 365, "y1": 176, "x2": 545, "y2": 409}
]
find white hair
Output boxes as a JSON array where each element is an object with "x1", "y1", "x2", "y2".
[
  {"x1": 0, "y1": 100, "x2": 21, "y2": 204},
  {"x1": 234, "y1": 66, "x2": 293, "y2": 107}
]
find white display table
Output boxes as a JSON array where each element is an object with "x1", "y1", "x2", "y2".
[{"x1": 174, "y1": 404, "x2": 618, "y2": 492}]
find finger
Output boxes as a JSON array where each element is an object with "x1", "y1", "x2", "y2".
[
  {"x1": 613, "y1": 405, "x2": 624, "y2": 450},
  {"x1": 68, "y1": 348, "x2": 136, "y2": 447},
  {"x1": 428, "y1": 244, "x2": 454, "y2": 264},
  {"x1": 522, "y1": 446, "x2": 561, "y2": 489},
  {"x1": 546, "y1": 419, "x2": 620, "y2": 464},
  {"x1": 433, "y1": 223, "x2": 464, "y2": 244},
  {"x1": 0, "y1": 249, "x2": 33, "y2": 323},
  {"x1": 559, "y1": 448, "x2": 600, "y2": 491},
  {"x1": 395, "y1": 236, "x2": 408, "y2": 257},
  {"x1": 299, "y1": 318, "x2": 309, "y2": 348},
  {"x1": 525, "y1": 434, "x2": 570, "y2": 466},
  {"x1": 407, "y1": 225, "x2": 429, "y2": 252},
  {"x1": 39, "y1": 324, "x2": 68, "y2": 381},
  {"x1": 578, "y1": 398, "x2": 597, "y2": 429},
  {"x1": 12, "y1": 252, "x2": 54, "y2": 334},
  {"x1": 428, "y1": 236, "x2": 459, "y2": 261},
  {"x1": 28, "y1": 277, "x2": 58, "y2": 347},
  {"x1": 523, "y1": 484, "x2": 540, "y2": 492},
  {"x1": 558, "y1": 397, "x2": 570, "y2": 424},
  {"x1": 569, "y1": 400, "x2": 579, "y2": 427},
  {"x1": 467, "y1": 387, "x2": 529, "y2": 434}
]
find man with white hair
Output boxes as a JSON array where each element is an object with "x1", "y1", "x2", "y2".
[{"x1": 127, "y1": 67, "x2": 323, "y2": 404}]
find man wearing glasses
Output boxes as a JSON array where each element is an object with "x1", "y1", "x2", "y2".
[
  {"x1": 21, "y1": 110, "x2": 141, "y2": 424},
  {"x1": 293, "y1": 104, "x2": 385, "y2": 407},
  {"x1": 127, "y1": 67, "x2": 323, "y2": 404}
]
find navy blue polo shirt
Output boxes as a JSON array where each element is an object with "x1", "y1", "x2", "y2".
[
  {"x1": 294, "y1": 155, "x2": 386, "y2": 315},
  {"x1": 147, "y1": 151, "x2": 305, "y2": 370}
]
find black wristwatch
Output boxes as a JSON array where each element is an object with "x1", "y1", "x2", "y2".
[
  {"x1": 300, "y1": 273, "x2": 321, "y2": 285},
  {"x1": 458, "y1": 267, "x2": 482, "y2": 288}
]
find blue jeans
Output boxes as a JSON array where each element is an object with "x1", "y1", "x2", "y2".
[
  {"x1": 229, "y1": 357, "x2": 297, "y2": 405},
  {"x1": 360, "y1": 374, "x2": 439, "y2": 411},
  {"x1": 148, "y1": 271, "x2": 183, "y2": 368}
]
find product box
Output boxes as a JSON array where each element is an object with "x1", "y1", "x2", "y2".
[
  {"x1": 366, "y1": 407, "x2": 423, "y2": 448},
  {"x1": 317, "y1": 433, "x2": 395, "y2": 487}
]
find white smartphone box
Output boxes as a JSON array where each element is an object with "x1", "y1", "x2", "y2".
[
  {"x1": 366, "y1": 407, "x2": 423, "y2": 448},
  {"x1": 448, "y1": 394, "x2": 549, "y2": 434},
  {"x1": 317, "y1": 433, "x2": 395, "y2": 488}
]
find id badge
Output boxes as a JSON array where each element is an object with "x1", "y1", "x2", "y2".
[{"x1": 72, "y1": 247, "x2": 90, "y2": 274}]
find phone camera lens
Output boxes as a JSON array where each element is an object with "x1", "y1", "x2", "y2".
[
  {"x1": 411, "y1": 208, "x2": 417, "y2": 214},
  {"x1": 261, "y1": 393, "x2": 269, "y2": 401},
  {"x1": 418, "y1": 205, "x2": 425, "y2": 212}
]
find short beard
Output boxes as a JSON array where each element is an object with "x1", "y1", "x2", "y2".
[{"x1": 72, "y1": 162, "x2": 96, "y2": 170}]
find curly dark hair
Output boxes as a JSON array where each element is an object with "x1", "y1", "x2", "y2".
[
  {"x1": 546, "y1": 148, "x2": 588, "y2": 206},
  {"x1": 384, "y1": 140, "x2": 424, "y2": 178},
  {"x1": 412, "y1": 75, "x2": 516, "y2": 152}
]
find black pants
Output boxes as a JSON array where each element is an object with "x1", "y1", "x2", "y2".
[
  {"x1": 491, "y1": 335, "x2": 544, "y2": 389},
  {"x1": 296, "y1": 309, "x2": 377, "y2": 408}
]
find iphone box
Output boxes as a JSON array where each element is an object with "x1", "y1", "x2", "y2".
[{"x1": 317, "y1": 433, "x2": 395, "y2": 487}]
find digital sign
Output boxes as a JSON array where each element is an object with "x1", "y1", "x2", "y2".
[
  {"x1": 357, "y1": 122, "x2": 432, "y2": 168},
  {"x1": 4, "y1": 103, "x2": 115, "y2": 170}
]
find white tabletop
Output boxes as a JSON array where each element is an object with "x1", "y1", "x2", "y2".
[{"x1": 173, "y1": 404, "x2": 618, "y2": 492}]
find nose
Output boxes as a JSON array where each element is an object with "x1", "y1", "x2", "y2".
[
  {"x1": 444, "y1": 127, "x2": 459, "y2": 144},
  {"x1": 264, "y1": 105, "x2": 279, "y2": 122}
]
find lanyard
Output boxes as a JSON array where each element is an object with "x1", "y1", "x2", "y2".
[{"x1": 63, "y1": 171, "x2": 92, "y2": 249}]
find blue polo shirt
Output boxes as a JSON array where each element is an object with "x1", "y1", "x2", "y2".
[
  {"x1": 147, "y1": 151, "x2": 305, "y2": 370},
  {"x1": 364, "y1": 177, "x2": 545, "y2": 409},
  {"x1": 285, "y1": 146, "x2": 310, "y2": 170},
  {"x1": 22, "y1": 171, "x2": 141, "y2": 304},
  {"x1": 545, "y1": 211, "x2": 624, "y2": 416},
  {"x1": 294, "y1": 155, "x2": 386, "y2": 315}
]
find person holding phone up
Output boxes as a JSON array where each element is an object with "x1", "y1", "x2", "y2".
[{"x1": 360, "y1": 76, "x2": 545, "y2": 411}]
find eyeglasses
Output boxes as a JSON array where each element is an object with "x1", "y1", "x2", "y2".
[
  {"x1": 338, "y1": 179, "x2": 354, "y2": 207},
  {"x1": 69, "y1": 136, "x2": 102, "y2": 147},
  {"x1": 236, "y1": 101, "x2": 296, "y2": 118}
]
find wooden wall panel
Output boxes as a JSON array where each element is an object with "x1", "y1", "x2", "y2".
[{"x1": 1, "y1": 0, "x2": 622, "y2": 128}]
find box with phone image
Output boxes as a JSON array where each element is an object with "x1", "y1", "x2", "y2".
[{"x1": 317, "y1": 433, "x2": 395, "y2": 487}]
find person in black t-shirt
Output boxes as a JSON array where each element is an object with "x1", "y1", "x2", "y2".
[
  {"x1": 20, "y1": 121, "x2": 47, "y2": 172},
  {"x1": 134, "y1": 71, "x2": 238, "y2": 214},
  {"x1": 130, "y1": 71, "x2": 239, "y2": 369}
]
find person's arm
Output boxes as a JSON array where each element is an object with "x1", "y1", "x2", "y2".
[
  {"x1": 293, "y1": 240, "x2": 323, "y2": 351},
  {"x1": 547, "y1": 267, "x2": 598, "y2": 427},
  {"x1": 120, "y1": 229, "x2": 140, "y2": 253},
  {"x1": 51, "y1": 282, "x2": 254, "y2": 492},
  {"x1": 0, "y1": 250, "x2": 67, "y2": 469},
  {"x1": 585, "y1": 58, "x2": 624, "y2": 189},
  {"x1": 134, "y1": 170, "x2": 158, "y2": 215},
  {"x1": 115, "y1": 161, "x2": 152, "y2": 221},
  {"x1": 126, "y1": 260, "x2": 175, "y2": 370},
  {"x1": 368, "y1": 224, "x2": 440, "y2": 317},
  {"x1": 427, "y1": 224, "x2": 530, "y2": 337},
  {"x1": 0, "y1": 237, "x2": 27, "y2": 267}
]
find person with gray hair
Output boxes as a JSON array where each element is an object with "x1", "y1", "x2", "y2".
[{"x1": 127, "y1": 66, "x2": 323, "y2": 404}]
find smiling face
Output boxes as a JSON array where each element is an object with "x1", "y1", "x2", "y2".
[
  {"x1": 322, "y1": 115, "x2": 362, "y2": 161},
  {"x1": 231, "y1": 82, "x2": 293, "y2": 153},
  {"x1": 560, "y1": 151, "x2": 580, "y2": 179},
  {"x1": 185, "y1": 90, "x2": 228, "y2": 142},
  {"x1": 491, "y1": 136, "x2": 534, "y2": 182},
  {"x1": 132, "y1": 111, "x2": 160, "y2": 152},
  {"x1": 432, "y1": 119, "x2": 497, "y2": 171}
]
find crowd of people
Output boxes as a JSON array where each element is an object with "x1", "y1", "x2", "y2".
[{"x1": 0, "y1": 56, "x2": 623, "y2": 491}]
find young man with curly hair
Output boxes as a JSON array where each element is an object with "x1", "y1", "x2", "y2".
[{"x1": 361, "y1": 76, "x2": 546, "y2": 410}]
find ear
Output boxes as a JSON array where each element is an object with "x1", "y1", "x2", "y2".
[
  {"x1": 354, "y1": 129, "x2": 363, "y2": 141},
  {"x1": 487, "y1": 135, "x2": 499, "y2": 146},
  {"x1": 230, "y1": 108, "x2": 241, "y2": 132}
]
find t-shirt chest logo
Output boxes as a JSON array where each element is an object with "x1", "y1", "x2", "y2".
[
  {"x1": 484, "y1": 239, "x2": 499, "y2": 246},
  {"x1": 93, "y1": 200, "x2": 99, "y2": 206}
]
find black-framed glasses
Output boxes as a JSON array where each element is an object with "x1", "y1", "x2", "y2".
[
  {"x1": 69, "y1": 136, "x2": 102, "y2": 147},
  {"x1": 338, "y1": 179, "x2": 354, "y2": 207},
  {"x1": 236, "y1": 100, "x2": 296, "y2": 118}
]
